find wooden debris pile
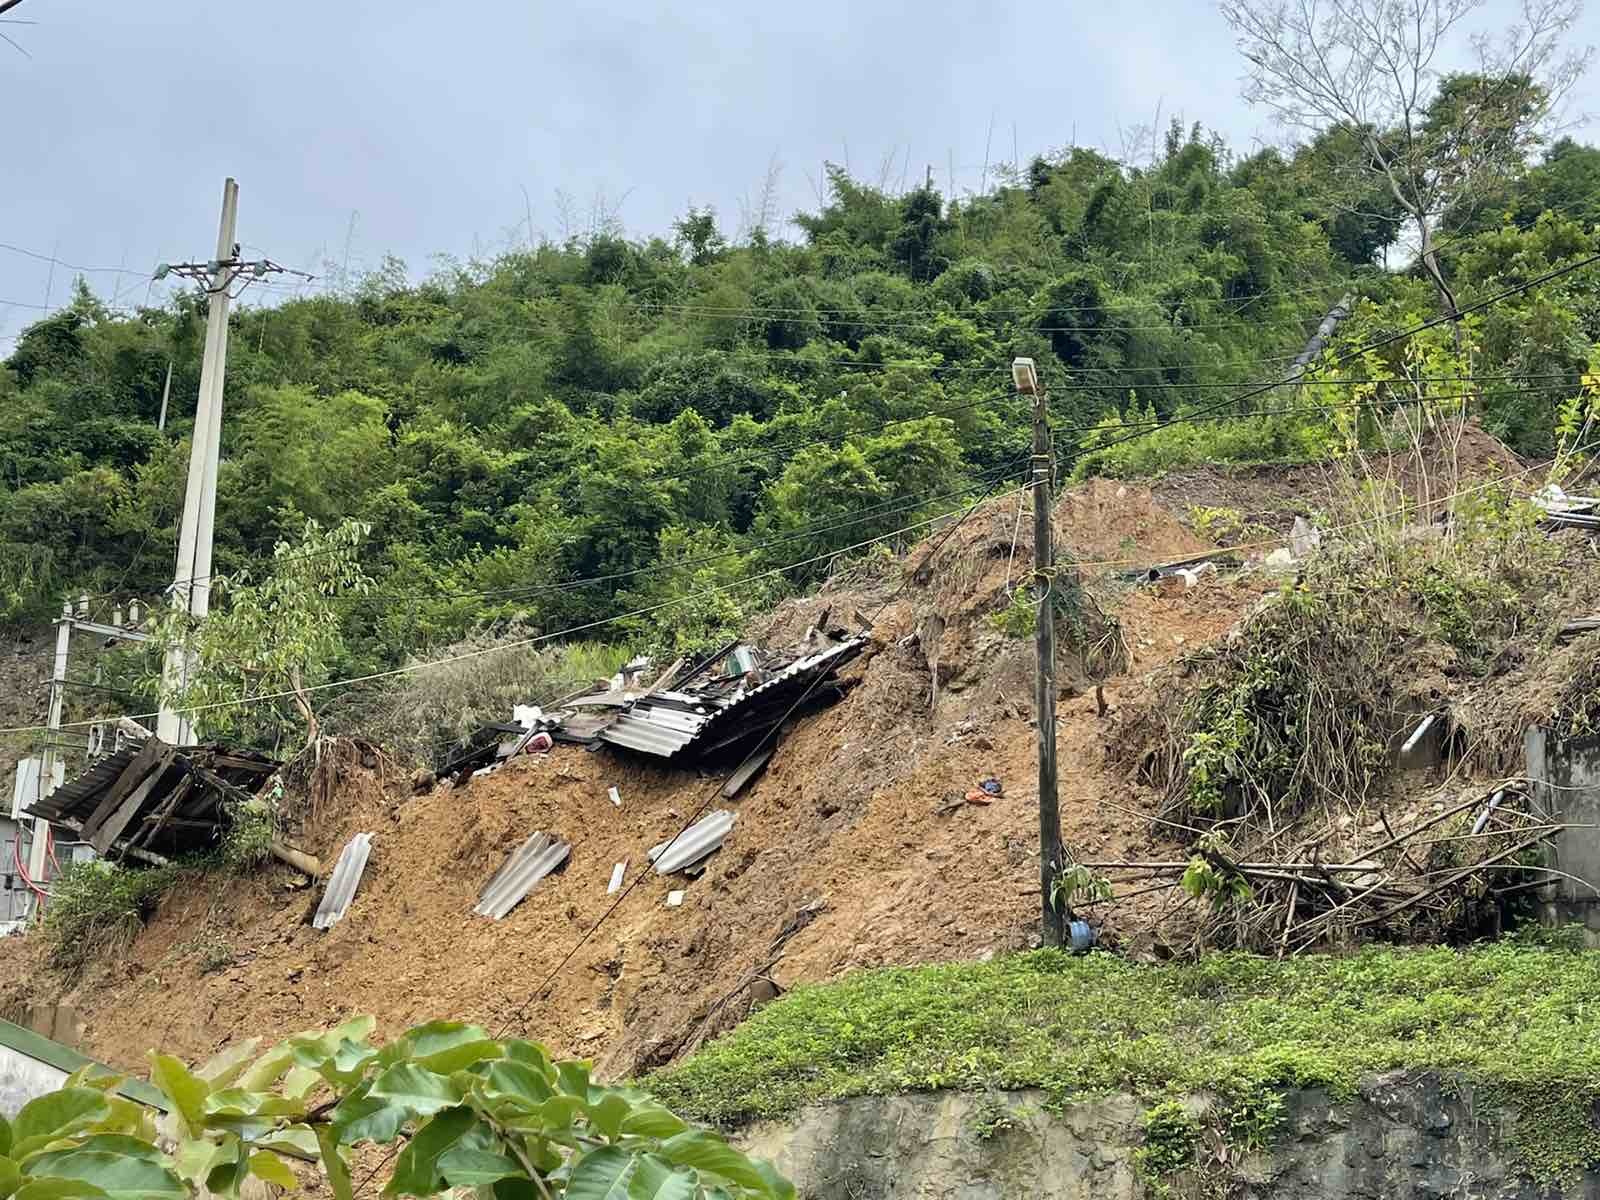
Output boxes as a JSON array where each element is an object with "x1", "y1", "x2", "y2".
[
  {"x1": 1084, "y1": 783, "x2": 1575, "y2": 954},
  {"x1": 23, "y1": 736, "x2": 277, "y2": 865}
]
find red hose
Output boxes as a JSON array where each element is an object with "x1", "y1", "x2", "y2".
[
  {"x1": 46, "y1": 826, "x2": 60, "y2": 875},
  {"x1": 13, "y1": 831, "x2": 47, "y2": 903}
]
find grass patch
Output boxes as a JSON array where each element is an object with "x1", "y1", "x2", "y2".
[
  {"x1": 41, "y1": 860, "x2": 186, "y2": 974},
  {"x1": 649, "y1": 938, "x2": 1600, "y2": 1180}
]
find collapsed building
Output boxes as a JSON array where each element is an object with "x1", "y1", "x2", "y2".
[{"x1": 440, "y1": 624, "x2": 868, "y2": 777}]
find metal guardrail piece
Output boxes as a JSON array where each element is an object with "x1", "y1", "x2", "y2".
[
  {"x1": 313, "y1": 832, "x2": 373, "y2": 930},
  {"x1": 474, "y1": 831, "x2": 571, "y2": 920},
  {"x1": 649, "y1": 810, "x2": 735, "y2": 875}
]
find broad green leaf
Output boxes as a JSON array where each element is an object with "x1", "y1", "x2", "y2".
[
  {"x1": 330, "y1": 1089, "x2": 406, "y2": 1148},
  {"x1": 60, "y1": 1074, "x2": 121, "y2": 1097},
  {"x1": 21, "y1": 1150, "x2": 186, "y2": 1200},
  {"x1": 656, "y1": 1132, "x2": 770, "y2": 1194},
  {"x1": 538, "y1": 1095, "x2": 585, "y2": 1133},
  {"x1": 11, "y1": 1140, "x2": 82, "y2": 1168},
  {"x1": 556, "y1": 1061, "x2": 592, "y2": 1100},
  {"x1": 435, "y1": 1147, "x2": 523, "y2": 1187},
  {"x1": 203, "y1": 1089, "x2": 304, "y2": 1119},
  {"x1": 325, "y1": 1016, "x2": 376, "y2": 1047},
  {"x1": 236, "y1": 1044, "x2": 295, "y2": 1093},
  {"x1": 199, "y1": 1116, "x2": 278, "y2": 1142},
  {"x1": 402, "y1": 1022, "x2": 489, "y2": 1061},
  {"x1": 752, "y1": 1160, "x2": 795, "y2": 1200},
  {"x1": 564, "y1": 1147, "x2": 635, "y2": 1200},
  {"x1": 91, "y1": 1101, "x2": 148, "y2": 1141},
  {"x1": 489, "y1": 1179, "x2": 539, "y2": 1200},
  {"x1": 147, "y1": 1055, "x2": 208, "y2": 1138},
  {"x1": 0, "y1": 1116, "x2": 10, "y2": 1158},
  {"x1": 254, "y1": 1126, "x2": 320, "y2": 1160},
  {"x1": 46, "y1": 1140, "x2": 162, "y2": 1166},
  {"x1": 12, "y1": 1181, "x2": 110, "y2": 1200},
  {"x1": 501, "y1": 1042, "x2": 553, "y2": 1074},
  {"x1": 171, "y1": 1137, "x2": 228, "y2": 1186},
  {"x1": 196, "y1": 1040, "x2": 262, "y2": 1089},
  {"x1": 368, "y1": 1064, "x2": 461, "y2": 1118},
  {"x1": 204, "y1": 1145, "x2": 246, "y2": 1200},
  {"x1": 247, "y1": 1152, "x2": 298, "y2": 1190},
  {"x1": 617, "y1": 1106, "x2": 687, "y2": 1141},
  {"x1": 281, "y1": 1067, "x2": 323, "y2": 1101},
  {"x1": 481, "y1": 1062, "x2": 554, "y2": 1107},
  {"x1": 413, "y1": 1040, "x2": 500, "y2": 1075},
  {"x1": 624, "y1": 1155, "x2": 696, "y2": 1200},
  {"x1": 315, "y1": 1125, "x2": 352, "y2": 1200},
  {"x1": 13, "y1": 1092, "x2": 111, "y2": 1146},
  {"x1": 0, "y1": 1156, "x2": 19, "y2": 1200},
  {"x1": 587, "y1": 1094, "x2": 631, "y2": 1142},
  {"x1": 385, "y1": 1106, "x2": 476, "y2": 1197}
]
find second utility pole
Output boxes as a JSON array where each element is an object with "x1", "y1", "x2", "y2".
[{"x1": 1014, "y1": 357, "x2": 1066, "y2": 948}]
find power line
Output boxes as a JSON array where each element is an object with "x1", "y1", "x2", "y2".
[
  {"x1": 0, "y1": 242, "x2": 154, "y2": 278},
  {"x1": 0, "y1": 479, "x2": 1032, "y2": 736}
]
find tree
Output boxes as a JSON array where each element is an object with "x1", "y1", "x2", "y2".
[
  {"x1": 672, "y1": 206, "x2": 726, "y2": 266},
  {"x1": 0, "y1": 1017, "x2": 792, "y2": 1200},
  {"x1": 152, "y1": 518, "x2": 373, "y2": 747},
  {"x1": 1219, "y1": 0, "x2": 1589, "y2": 320}
]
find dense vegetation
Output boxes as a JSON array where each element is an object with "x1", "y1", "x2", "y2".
[
  {"x1": 650, "y1": 938, "x2": 1600, "y2": 1182},
  {"x1": 7, "y1": 114, "x2": 1600, "y2": 721},
  {"x1": 0, "y1": 1017, "x2": 791, "y2": 1200}
]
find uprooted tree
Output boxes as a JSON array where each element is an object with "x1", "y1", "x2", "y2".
[{"x1": 0, "y1": 1017, "x2": 792, "y2": 1200}]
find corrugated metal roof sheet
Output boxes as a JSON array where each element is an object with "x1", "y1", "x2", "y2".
[
  {"x1": 313, "y1": 832, "x2": 373, "y2": 930},
  {"x1": 601, "y1": 709, "x2": 710, "y2": 756},
  {"x1": 591, "y1": 636, "x2": 866, "y2": 761},
  {"x1": 650, "y1": 810, "x2": 736, "y2": 875},
  {"x1": 474, "y1": 832, "x2": 571, "y2": 920},
  {"x1": 22, "y1": 745, "x2": 141, "y2": 822}
]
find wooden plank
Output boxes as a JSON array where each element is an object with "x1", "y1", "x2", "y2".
[
  {"x1": 57, "y1": 818, "x2": 172, "y2": 868},
  {"x1": 204, "y1": 753, "x2": 277, "y2": 774},
  {"x1": 77, "y1": 739, "x2": 167, "y2": 843},
  {"x1": 132, "y1": 774, "x2": 195, "y2": 849},
  {"x1": 721, "y1": 745, "x2": 775, "y2": 799},
  {"x1": 90, "y1": 750, "x2": 175, "y2": 854}
]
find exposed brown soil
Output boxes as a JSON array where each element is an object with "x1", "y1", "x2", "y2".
[{"x1": 0, "y1": 480, "x2": 1272, "y2": 1079}]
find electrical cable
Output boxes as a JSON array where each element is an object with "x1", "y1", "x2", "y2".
[{"x1": 0, "y1": 475, "x2": 1033, "y2": 736}]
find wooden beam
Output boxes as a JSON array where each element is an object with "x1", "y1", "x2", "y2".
[
  {"x1": 131, "y1": 775, "x2": 195, "y2": 849},
  {"x1": 91, "y1": 750, "x2": 176, "y2": 854},
  {"x1": 56, "y1": 819, "x2": 172, "y2": 868},
  {"x1": 78, "y1": 739, "x2": 167, "y2": 843}
]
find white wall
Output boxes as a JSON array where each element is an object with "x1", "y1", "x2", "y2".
[{"x1": 0, "y1": 1040, "x2": 69, "y2": 1118}]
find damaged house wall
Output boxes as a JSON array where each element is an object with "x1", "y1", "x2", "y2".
[{"x1": 1527, "y1": 725, "x2": 1600, "y2": 943}]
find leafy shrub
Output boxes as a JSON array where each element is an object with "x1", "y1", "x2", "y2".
[
  {"x1": 42, "y1": 861, "x2": 182, "y2": 973},
  {"x1": 1, "y1": 1016, "x2": 791, "y2": 1200},
  {"x1": 340, "y1": 632, "x2": 629, "y2": 765}
]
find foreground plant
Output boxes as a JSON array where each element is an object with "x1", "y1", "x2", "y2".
[{"x1": 0, "y1": 1017, "x2": 791, "y2": 1200}]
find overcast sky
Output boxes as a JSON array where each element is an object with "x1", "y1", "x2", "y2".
[{"x1": 3, "y1": 0, "x2": 1596, "y2": 347}]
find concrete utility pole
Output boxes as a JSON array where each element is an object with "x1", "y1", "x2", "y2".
[
  {"x1": 1014, "y1": 357, "x2": 1066, "y2": 949},
  {"x1": 152, "y1": 180, "x2": 307, "y2": 745},
  {"x1": 25, "y1": 600, "x2": 152, "y2": 916},
  {"x1": 29, "y1": 603, "x2": 73, "y2": 895},
  {"x1": 157, "y1": 177, "x2": 238, "y2": 745}
]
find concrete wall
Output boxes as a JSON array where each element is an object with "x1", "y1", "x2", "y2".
[
  {"x1": 1526, "y1": 726, "x2": 1600, "y2": 942},
  {"x1": 0, "y1": 1040, "x2": 68, "y2": 1118},
  {"x1": 738, "y1": 1075, "x2": 1597, "y2": 1200}
]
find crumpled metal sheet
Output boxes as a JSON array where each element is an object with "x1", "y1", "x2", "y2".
[
  {"x1": 313, "y1": 832, "x2": 373, "y2": 930},
  {"x1": 474, "y1": 832, "x2": 571, "y2": 920},
  {"x1": 649, "y1": 810, "x2": 735, "y2": 875}
]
